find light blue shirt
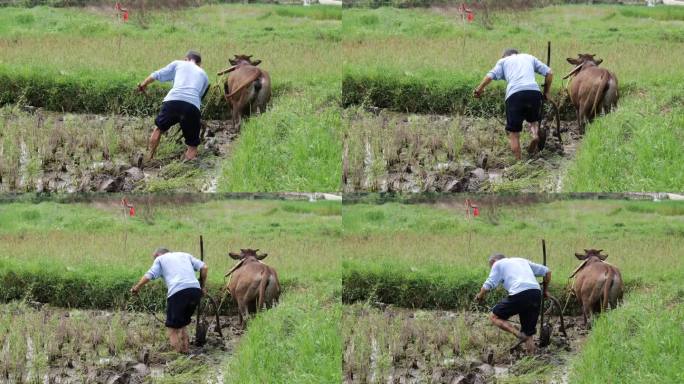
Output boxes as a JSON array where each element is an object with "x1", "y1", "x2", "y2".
[
  {"x1": 144, "y1": 252, "x2": 205, "y2": 298},
  {"x1": 482, "y1": 257, "x2": 549, "y2": 296},
  {"x1": 486, "y1": 53, "x2": 551, "y2": 100},
  {"x1": 151, "y1": 60, "x2": 209, "y2": 111}
]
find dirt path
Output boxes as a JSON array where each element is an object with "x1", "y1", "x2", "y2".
[{"x1": 343, "y1": 110, "x2": 583, "y2": 193}]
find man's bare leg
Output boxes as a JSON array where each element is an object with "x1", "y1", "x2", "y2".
[
  {"x1": 508, "y1": 132, "x2": 522, "y2": 161},
  {"x1": 184, "y1": 146, "x2": 198, "y2": 161},
  {"x1": 149, "y1": 127, "x2": 162, "y2": 161},
  {"x1": 524, "y1": 336, "x2": 536, "y2": 354},
  {"x1": 527, "y1": 121, "x2": 540, "y2": 154},
  {"x1": 490, "y1": 313, "x2": 520, "y2": 337},
  {"x1": 167, "y1": 327, "x2": 182, "y2": 352},
  {"x1": 180, "y1": 327, "x2": 190, "y2": 353},
  {"x1": 490, "y1": 313, "x2": 535, "y2": 353}
]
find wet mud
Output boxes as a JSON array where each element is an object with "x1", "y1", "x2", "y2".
[
  {"x1": 343, "y1": 305, "x2": 587, "y2": 384},
  {"x1": 0, "y1": 108, "x2": 238, "y2": 193},
  {"x1": 0, "y1": 303, "x2": 243, "y2": 384},
  {"x1": 343, "y1": 110, "x2": 582, "y2": 193}
]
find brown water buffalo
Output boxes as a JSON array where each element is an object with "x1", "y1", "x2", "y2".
[
  {"x1": 217, "y1": 55, "x2": 271, "y2": 131},
  {"x1": 224, "y1": 248, "x2": 280, "y2": 326},
  {"x1": 564, "y1": 54, "x2": 619, "y2": 133},
  {"x1": 570, "y1": 249, "x2": 623, "y2": 328}
]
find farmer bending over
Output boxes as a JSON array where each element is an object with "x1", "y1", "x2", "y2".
[
  {"x1": 473, "y1": 48, "x2": 553, "y2": 160},
  {"x1": 137, "y1": 50, "x2": 209, "y2": 161},
  {"x1": 130, "y1": 247, "x2": 208, "y2": 354},
  {"x1": 475, "y1": 253, "x2": 551, "y2": 354}
]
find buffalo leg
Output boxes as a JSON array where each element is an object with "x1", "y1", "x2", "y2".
[
  {"x1": 508, "y1": 132, "x2": 522, "y2": 161},
  {"x1": 231, "y1": 101, "x2": 241, "y2": 132},
  {"x1": 236, "y1": 298, "x2": 247, "y2": 327}
]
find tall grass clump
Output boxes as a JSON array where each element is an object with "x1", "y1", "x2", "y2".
[
  {"x1": 218, "y1": 92, "x2": 342, "y2": 192},
  {"x1": 223, "y1": 288, "x2": 341, "y2": 384},
  {"x1": 569, "y1": 282, "x2": 684, "y2": 383},
  {"x1": 563, "y1": 88, "x2": 684, "y2": 192}
]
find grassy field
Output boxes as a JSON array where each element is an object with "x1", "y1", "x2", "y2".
[
  {"x1": 0, "y1": 196, "x2": 342, "y2": 382},
  {"x1": 341, "y1": 196, "x2": 684, "y2": 381},
  {"x1": 342, "y1": 4, "x2": 684, "y2": 192},
  {"x1": 0, "y1": 4, "x2": 342, "y2": 192}
]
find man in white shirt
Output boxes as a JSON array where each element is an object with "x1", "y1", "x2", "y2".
[
  {"x1": 137, "y1": 51, "x2": 210, "y2": 161},
  {"x1": 475, "y1": 253, "x2": 551, "y2": 353},
  {"x1": 473, "y1": 48, "x2": 554, "y2": 160},
  {"x1": 130, "y1": 247, "x2": 208, "y2": 353}
]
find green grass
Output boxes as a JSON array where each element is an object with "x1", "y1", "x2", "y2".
[
  {"x1": 224, "y1": 286, "x2": 341, "y2": 384},
  {"x1": 0, "y1": 4, "x2": 342, "y2": 192},
  {"x1": 218, "y1": 91, "x2": 342, "y2": 192},
  {"x1": 569, "y1": 282, "x2": 684, "y2": 383},
  {"x1": 563, "y1": 88, "x2": 684, "y2": 192}
]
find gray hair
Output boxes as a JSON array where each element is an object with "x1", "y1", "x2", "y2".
[
  {"x1": 185, "y1": 50, "x2": 202, "y2": 64},
  {"x1": 153, "y1": 247, "x2": 170, "y2": 256},
  {"x1": 488, "y1": 253, "x2": 505, "y2": 264},
  {"x1": 502, "y1": 48, "x2": 519, "y2": 58}
]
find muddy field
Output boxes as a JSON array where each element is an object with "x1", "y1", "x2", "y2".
[
  {"x1": 343, "y1": 304, "x2": 586, "y2": 384},
  {"x1": 0, "y1": 107, "x2": 238, "y2": 193},
  {"x1": 0, "y1": 302, "x2": 242, "y2": 384},
  {"x1": 343, "y1": 110, "x2": 581, "y2": 194}
]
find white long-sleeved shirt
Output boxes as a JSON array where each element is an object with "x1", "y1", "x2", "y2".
[
  {"x1": 151, "y1": 60, "x2": 209, "y2": 111},
  {"x1": 486, "y1": 53, "x2": 551, "y2": 100},
  {"x1": 482, "y1": 257, "x2": 549, "y2": 296},
  {"x1": 144, "y1": 252, "x2": 205, "y2": 298}
]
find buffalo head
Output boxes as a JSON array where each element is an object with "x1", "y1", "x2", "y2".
[
  {"x1": 574, "y1": 248, "x2": 608, "y2": 261},
  {"x1": 567, "y1": 53, "x2": 603, "y2": 67},
  {"x1": 228, "y1": 248, "x2": 268, "y2": 261},
  {"x1": 228, "y1": 54, "x2": 262, "y2": 67},
  {"x1": 217, "y1": 55, "x2": 262, "y2": 76},
  {"x1": 563, "y1": 53, "x2": 604, "y2": 79}
]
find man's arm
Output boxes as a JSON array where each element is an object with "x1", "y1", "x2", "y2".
[
  {"x1": 542, "y1": 72, "x2": 553, "y2": 100},
  {"x1": 473, "y1": 75, "x2": 493, "y2": 98},
  {"x1": 476, "y1": 264, "x2": 501, "y2": 301},
  {"x1": 475, "y1": 286, "x2": 489, "y2": 301},
  {"x1": 201, "y1": 77, "x2": 210, "y2": 101},
  {"x1": 533, "y1": 57, "x2": 553, "y2": 100},
  {"x1": 139, "y1": 61, "x2": 178, "y2": 92},
  {"x1": 137, "y1": 75, "x2": 155, "y2": 93},
  {"x1": 541, "y1": 270, "x2": 551, "y2": 298},
  {"x1": 131, "y1": 258, "x2": 161, "y2": 294},
  {"x1": 130, "y1": 275, "x2": 150, "y2": 295},
  {"x1": 199, "y1": 265, "x2": 208, "y2": 295}
]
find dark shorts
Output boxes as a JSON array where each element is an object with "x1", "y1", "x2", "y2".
[
  {"x1": 155, "y1": 100, "x2": 201, "y2": 147},
  {"x1": 492, "y1": 288, "x2": 541, "y2": 336},
  {"x1": 505, "y1": 90, "x2": 542, "y2": 133},
  {"x1": 166, "y1": 287, "x2": 201, "y2": 329}
]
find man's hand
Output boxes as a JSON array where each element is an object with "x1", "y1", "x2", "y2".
[
  {"x1": 136, "y1": 83, "x2": 147, "y2": 94},
  {"x1": 543, "y1": 289, "x2": 550, "y2": 298},
  {"x1": 473, "y1": 87, "x2": 484, "y2": 98},
  {"x1": 130, "y1": 285, "x2": 140, "y2": 295},
  {"x1": 542, "y1": 91, "x2": 550, "y2": 102},
  {"x1": 201, "y1": 286, "x2": 208, "y2": 297}
]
